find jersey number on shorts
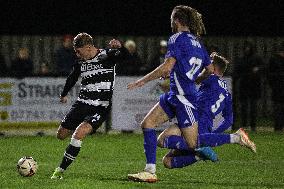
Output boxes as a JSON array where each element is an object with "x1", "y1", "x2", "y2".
[
  {"x1": 186, "y1": 57, "x2": 202, "y2": 80},
  {"x1": 211, "y1": 93, "x2": 225, "y2": 113}
]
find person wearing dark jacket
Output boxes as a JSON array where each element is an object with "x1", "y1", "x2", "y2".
[
  {"x1": 148, "y1": 40, "x2": 167, "y2": 72},
  {"x1": 233, "y1": 41, "x2": 264, "y2": 131},
  {"x1": 54, "y1": 35, "x2": 77, "y2": 76},
  {"x1": 116, "y1": 40, "x2": 143, "y2": 75},
  {"x1": 11, "y1": 48, "x2": 33, "y2": 78}
]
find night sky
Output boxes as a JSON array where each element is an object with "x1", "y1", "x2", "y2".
[{"x1": 1, "y1": 0, "x2": 283, "y2": 36}]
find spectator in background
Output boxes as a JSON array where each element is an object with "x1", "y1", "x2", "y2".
[
  {"x1": 55, "y1": 35, "x2": 76, "y2": 76},
  {"x1": 116, "y1": 40, "x2": 142, "y2": 75},
  {"x1": 234, "y1": 41, "x2": 264, "y2": 132},
  {"x1": 0, "y1": 53, "x2": 9, "y2": 77},
  {"x1": 267, "y1": 42, "x2": 284, "y2": 132},
  {"x1": 11, "y1": 48, "x2": 34, "y2": 78},
  {"x1": 149, "y1": 40, "x2": 170, "y2": 93},
  {"x1": 39, "y1": 63, "x2": 50, "y2": 76},
  {"x1": 148, "y1": 40, "x2": 167, "y2": 71}
]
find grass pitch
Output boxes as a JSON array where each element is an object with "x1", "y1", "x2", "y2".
[{"x1": 0, "y1": 132, "x2": 283, "y2": 189}]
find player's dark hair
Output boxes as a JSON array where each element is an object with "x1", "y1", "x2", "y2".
[
  {"x1": 73, "y1": 33, "x2": 94, "y2": 48},
  {"x1": 172, "y1": 5, "x2": 206, "y2": 36},
  {"x1": 212, "y1": 53, "x2": 229, "y2": 74}
]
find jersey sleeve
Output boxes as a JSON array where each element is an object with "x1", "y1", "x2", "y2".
[
  {"x1": 61, "y1": 63, "x2": 80, "y2": 97},
  {"x1": 213, "y1": 93, "x2": 233, "y2": 133},
  {"x1": 106, "y1": 46, "x2": 129, "y2": 65}
]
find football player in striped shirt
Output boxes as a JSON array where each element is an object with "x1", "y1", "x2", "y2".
[{"x1": 51, "y1": 33, "x2": 127, "y2": 179}]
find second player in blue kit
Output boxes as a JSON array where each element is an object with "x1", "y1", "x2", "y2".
[{"x1": 158, "y1": 53, "x2": 256, "y2": 169}]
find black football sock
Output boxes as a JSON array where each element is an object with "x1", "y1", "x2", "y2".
[{"x1": 59, "y1": 138, "x2": 82, "y2": 170}]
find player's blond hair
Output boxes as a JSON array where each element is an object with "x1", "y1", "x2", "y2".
[
  {"x1": 173, "y1": 5, "x2": 206, "y2": 37},
  {"x1": 73, "y1": 32, "x2": 94, "y2": 48},
  {"x1": 211, "y1": 52, "x2": 229, "y2": 74}
]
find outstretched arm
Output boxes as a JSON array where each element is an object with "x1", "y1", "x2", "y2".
[{"x1": 127, "y1": 57, "x2": 176, "y2": 90}]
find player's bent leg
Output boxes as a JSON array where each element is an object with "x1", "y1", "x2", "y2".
[
  {"x1": 51, "y1": 122, "x2": 93, "y2": 179},
  {"x1": 197, "y1": 129, "x2": 256, "y2": 153},
  {"x1": 157, "y1": 124, "x2": 181, "y2": 148},
  {"x1": 158, "y1": 125, "x2": 219, "y2": 162},
  {"x1": 56, "y1": 126, "x2": 72, "y2": 140},
  {"x1": 164, "y1": 154, "x2": 199, "y2": 168},
  {"x1": 180, "y1": 122, "x2": 198, "y2": 149},
  {"x1": 162, "y1": 148, "x2": 218, "y2": 169}
]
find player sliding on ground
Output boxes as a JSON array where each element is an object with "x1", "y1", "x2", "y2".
[
  {"x1": 157, "y1": 53, "x2": 256, "y2": 169},
  {"x1": 127, "y1": 5, "x2": 215, "y2": 183},
  {"x1": 51, "y1": 33, "x2": 127, "y2": 179}
]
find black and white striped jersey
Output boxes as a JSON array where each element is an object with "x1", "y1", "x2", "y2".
[{"x1": 61, "y1": 47, "x2": 126, "y2": 107}]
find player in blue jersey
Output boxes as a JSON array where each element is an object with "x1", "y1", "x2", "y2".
[
  {"x1": 157, "y1": 53, "x2": 256, "y2": 169},
  {"x1": 127, "y1": 5, "x2": 215, "y2": 182}
]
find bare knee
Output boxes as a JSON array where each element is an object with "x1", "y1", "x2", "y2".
[
  {"x1": 72, "y1": 122, "x2": 93, "y2": 140},
  {"x1": 162, "y1": 156, "x2": 173, "y2": 169},
  {"x1": 56, "y1": 126, "x2": 70, "y2": 140},
  {"x1": 56, "y1": 132, "x2": 66, "y2": 140}
]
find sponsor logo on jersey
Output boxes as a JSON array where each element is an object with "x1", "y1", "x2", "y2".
[{"x1": 81, "y1": 63, "x2": 103, "y2": 72}]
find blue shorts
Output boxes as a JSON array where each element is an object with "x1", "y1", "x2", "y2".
[
  {"x1": 198, "y1": 111, "x2": 213, "y2": 134},
  {"x1": 160, "y1": 93, "x2": 198, "y2": 129}
]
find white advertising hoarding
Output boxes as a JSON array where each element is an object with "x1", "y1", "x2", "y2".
[
  {"x1": 112, "y1": 77, "x2": 166, "y2": 131},
  {"x1": 0, "y1": 77, "x2": 79, "y2": 122},
  {"x1": 112, "y1": 76, "x2": 232, "y2": 131}
]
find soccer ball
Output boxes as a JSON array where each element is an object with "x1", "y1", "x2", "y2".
[{"x1": 17, "y1": 156, "x2": 38, "y2": 177}]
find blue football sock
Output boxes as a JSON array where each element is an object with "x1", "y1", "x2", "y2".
[
  {"x1": 171, "y1": 155, "x2": 197, "y2": 168},
  {"x1": 143, "y1": 128, "x2": 157, "y2": 164},
  {"x1": 164, "y1": 135, "x2": 189, "y2": 150},
  {"x1": 198, "y1": 133, "x2": 230, "y2": 147}
]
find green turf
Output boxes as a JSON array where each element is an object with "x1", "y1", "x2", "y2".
[{"x1": 0, "y1": 132, "x2": 283, "y2": 189}]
